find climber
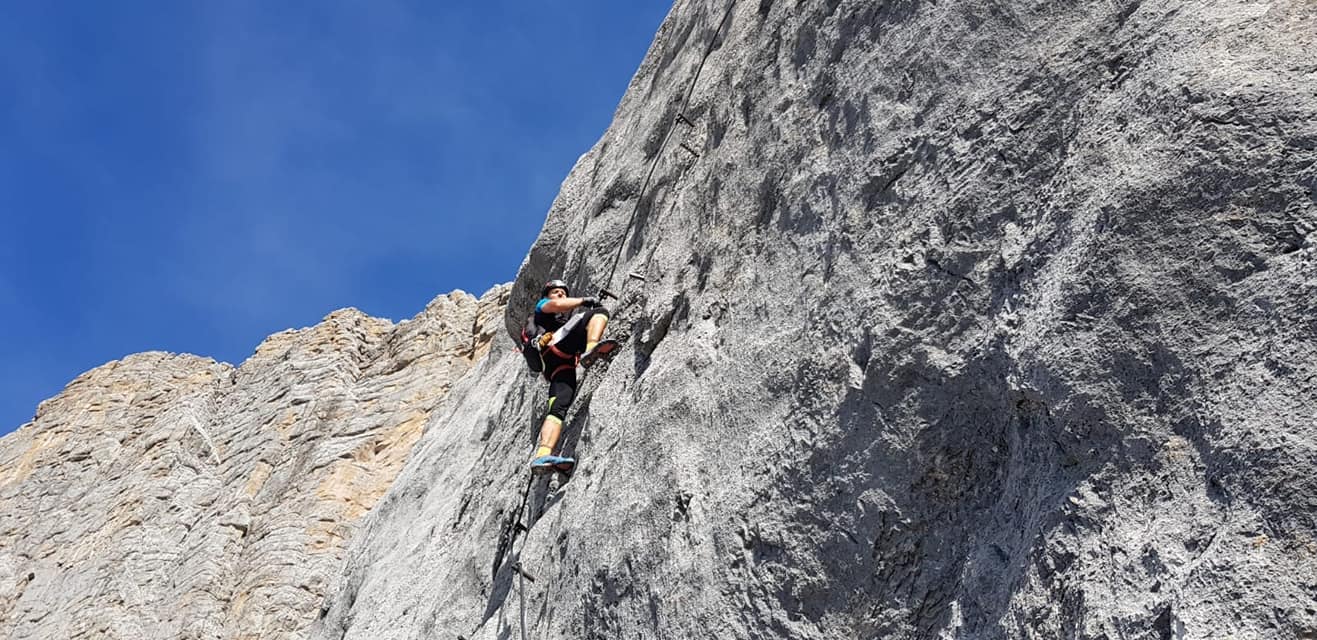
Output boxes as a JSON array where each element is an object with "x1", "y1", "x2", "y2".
[{"x1": 527, "y1": 278, "x2": 619, "y2": 474}]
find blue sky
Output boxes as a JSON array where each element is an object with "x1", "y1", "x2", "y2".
[{"x1": 0, "y1": 2, "x2": 671, "y2": 435}]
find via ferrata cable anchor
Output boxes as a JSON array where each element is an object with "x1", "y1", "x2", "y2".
[{"x1": 511, "y1": 562, "x2": 537, "y2": 583}]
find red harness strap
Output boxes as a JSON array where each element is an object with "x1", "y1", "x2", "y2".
[
  {"x1": 542, "y1": 343, "x2": 579, "y2": 381},
  {"x1": 545, "y1": 343, "x2": 575, "y2": 361}
]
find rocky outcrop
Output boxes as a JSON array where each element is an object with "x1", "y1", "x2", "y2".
[
  {"x1": 313, "y1": 1, "x2": 1317, "y2": 639},
  {"x1": 0, "y1": 287, "x2": 508, "y2": 639}
]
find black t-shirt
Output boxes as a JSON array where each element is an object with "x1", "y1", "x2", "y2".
[{"x1": 534, "y1": 298, "x2": 570, "y2": 331}]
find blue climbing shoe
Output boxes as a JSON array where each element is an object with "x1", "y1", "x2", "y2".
[{"x1": 530, "y1": 454, "x2": 575, "y2": 475}]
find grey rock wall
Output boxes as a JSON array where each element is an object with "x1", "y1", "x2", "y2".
[
  {"x1": 0, "y1": 286, "x2": 508, "y2": 639},
  {"x1": 315, "y1": 1, "x2": 1316, "y2": 639},
  {"x1": 3, "y1": 0, "x2": 1312, "y2": 638}
]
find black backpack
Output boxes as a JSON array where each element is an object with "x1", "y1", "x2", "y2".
[{"x1": 519, "y1": 314, "x2": 547, "y2": 372}]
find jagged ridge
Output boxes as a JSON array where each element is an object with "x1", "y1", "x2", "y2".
[{"x1": 0, "y1": 287, "x2": 509, "y2": 639}]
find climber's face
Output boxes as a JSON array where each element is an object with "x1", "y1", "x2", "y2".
[{"x1": 547, "y1": 287, "x2": 567, "y2": 299}]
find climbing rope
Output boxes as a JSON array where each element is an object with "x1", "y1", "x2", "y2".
[
  {"x1": 566, "y1": 0, "x2": 739, "y2": 507},
  {"x1": 600, "y1": 0, "x2": 740, "y2": 295},
  {"x1": 482, "y1": 463, "x2": 537, "y2": 640},
  {"x1": 491, "y1": 474, "x2": 536, "y2": 582},
  {"x1": 473, "y1": 4, "x2": 742, "y2": 638}
]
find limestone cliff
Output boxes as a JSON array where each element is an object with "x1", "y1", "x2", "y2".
[
  {"x1": 4, "y1": 0, "x2": 1316, "y2": 638},
  {"x1": 0, "y1": 287, "x2": 508, "y2": 639},
  {"x1": 313, "y1": 1, "x2": 1316, "y2": 639}
]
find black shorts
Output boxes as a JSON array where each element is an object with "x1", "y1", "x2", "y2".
[{"x1": 548, "y1": 307, "x2": 609, "y2": 356}]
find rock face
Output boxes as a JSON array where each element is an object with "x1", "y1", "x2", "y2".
[
  {"x1": 4, "y1": 1, "x2": 1315, "y2": 639},
  {"x1": 312, "y1": 1, "x2": 1316, "y2": 639},
  {"x1": 0, "y1": 287, "x2": 508, "y2": 639}
]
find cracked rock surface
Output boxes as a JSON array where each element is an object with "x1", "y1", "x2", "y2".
[
  {"x1": 314, "y1": 1, "x2": 1316, "y2": 639},
  {"x1": 0, "y1": 287, "x2": 508, "y2": 639}
]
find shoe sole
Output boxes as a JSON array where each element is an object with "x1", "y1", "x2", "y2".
[{"x1": 581, "y1": 340, "x2": 620, "y2": 368}]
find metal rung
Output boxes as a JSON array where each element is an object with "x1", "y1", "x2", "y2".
[{"x1": 511, "y1": 562, "x2": 537, "y2": 582}]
